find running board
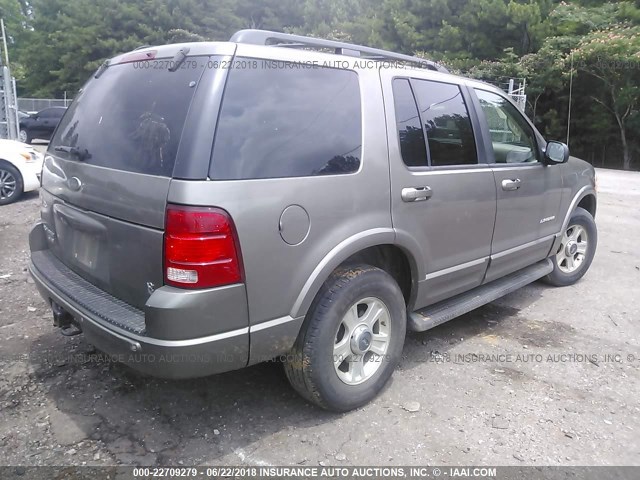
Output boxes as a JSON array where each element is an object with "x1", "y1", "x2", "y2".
[{"x1": 408, "y1": 258, "x2": 553, "y2": 332}]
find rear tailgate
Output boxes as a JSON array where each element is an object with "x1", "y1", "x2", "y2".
[{"x1": 40, "y1": 47, "x2": 221, "y2": 309}]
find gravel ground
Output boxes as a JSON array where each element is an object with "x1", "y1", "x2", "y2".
[{"x1": 0, "y1": 167, "x2": 638, "y2": 467}]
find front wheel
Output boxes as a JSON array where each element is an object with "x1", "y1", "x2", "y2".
[
  {"x1": 0, "y1": 163, "x2": 23, "y2": 205},
  {"x1": 284, "y1": 264, "x2": 406, "y2": 412},
  {"x1": 544, "y1": 207, "x2": 597, "y2": 286}
]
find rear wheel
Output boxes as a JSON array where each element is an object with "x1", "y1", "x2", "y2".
[
  {"x1": 284, "y1": 264, "x2": 406, "y2": 412},
  {"x1": 19, "y1": 129, "x2": 31, "y2": 144},
  {"x1": 0, "y1": 163, "x2": 23, "y2": 205},
  {"x1": 544, "y1": 207, "x2": 597, "y2": 286}
]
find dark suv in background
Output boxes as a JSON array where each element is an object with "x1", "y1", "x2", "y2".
[
  {"x1": 29, "y1": 30, "x2": 597, "y2": 412},
  {"x1": 19, "y1": 106, "x2": 66, "y2": 144}
]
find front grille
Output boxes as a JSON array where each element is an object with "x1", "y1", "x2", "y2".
[{"x1": 31, "y1": 250, "x2": 146, "y2": 335}]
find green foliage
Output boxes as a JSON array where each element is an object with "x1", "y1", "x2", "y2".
[
  {"x1": 378, "y1": 0, "x2": 553, "y2": 58},
  {"x1": 528, "y1": 1, "x2": 640, "y2": 168},
  {"x1": 1, "y1": 0, "x2": 638, "y2": 168},
  {"x1": 570, "y1": 23, "x2": 640, "y2": 168}
]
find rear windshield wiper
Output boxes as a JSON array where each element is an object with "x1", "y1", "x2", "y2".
[
  {"x1": 94, "y1": 60, "x2": 109, "y2": 79},
  {"x1": 54, "y1": 145, "x2": 91, "y2": 161},
  {"x1": 168, "y1": 47, "x2": 190, "y2": 72}
]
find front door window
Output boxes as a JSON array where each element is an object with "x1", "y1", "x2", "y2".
[{"x1": 474, "y1": 89, "x2": 539, "y2": 164}]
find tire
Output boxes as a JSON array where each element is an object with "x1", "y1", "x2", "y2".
[
  {"x1": 19, "y1": 129, "x2": 31, "y2": 144},
  {"x1": 284, "y1": 264, "x2": 406, "y2": 412},
  {"x1": 0, "y1": 162, "x2": 23, "y2": 205},
  {"x1": 544, "y1": 207, "x2": 597, "y2": 287}
]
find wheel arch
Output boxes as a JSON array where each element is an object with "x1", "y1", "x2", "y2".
[
  {"x1": 289, "y1": 229, "x2": 423, "y2": 318},
  {"x1": 0, "y1": 157, "x2": 24, "y2": 182},
  {"x1": 552, "y1": 186, "x2": 597, "y2": 253},
  {"x1": 0, "y1": 158, "x2": 23, "y2": 179},
  {"x1": 340, "y1": 244, "x2": 416, "y2": 307},
  {"x1": 577, "y1": 193, "x2": 596, "y2": 219}
]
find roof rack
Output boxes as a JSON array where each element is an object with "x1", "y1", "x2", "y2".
[{"x1": 229, "y1": 29, "x2": 448, "y2": 74}]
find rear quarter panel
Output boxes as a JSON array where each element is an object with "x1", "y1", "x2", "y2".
[{"x1": 168, "y1": 47, "x2": 393, "y2": 328}]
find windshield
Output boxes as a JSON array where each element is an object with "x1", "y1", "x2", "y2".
[{"x1": 50, "y1": 58, "x2": 206, "y2": 176}]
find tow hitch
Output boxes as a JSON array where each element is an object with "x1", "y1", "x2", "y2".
[{"x1": 51, "y1": 301, "x2": 82, "y2": 336}]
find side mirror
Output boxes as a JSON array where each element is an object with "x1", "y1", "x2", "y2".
[{"x1": 544, "y1": 141, "x2": 569, "y2": 165}]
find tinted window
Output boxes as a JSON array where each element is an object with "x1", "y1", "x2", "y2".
[
  {"x1": 475, "y1": 89, "x2": 539, "y2": 164},
  {"x1": 392, "y1": 79, "x2": 427, "y2": 167},
  {"x1": 412, "y1": 80, "x2": 477, "y2": 166},
  {"x1": 211, "y1": 61, "x2": 361, "y2": 179},
  {"x1": 40, "y1": 108, "x2": 65, "y2": 118},
  {"x1": 50, "y1": 60, "x2": 205, "y2": 176}
]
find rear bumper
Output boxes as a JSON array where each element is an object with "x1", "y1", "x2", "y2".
[{"x1": 29, "y1": 223, "x2": 249, "y2": 379}]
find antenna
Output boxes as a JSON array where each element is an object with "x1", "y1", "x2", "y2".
[{"x1": 567, "y1": 52, "x2": 574, "y2": 146}]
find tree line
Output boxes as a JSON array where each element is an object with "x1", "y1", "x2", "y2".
[{"x1": 1, "y1": 0, "x2": 638, "y2": 169}]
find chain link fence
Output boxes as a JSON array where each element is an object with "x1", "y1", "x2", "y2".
[{"x1": 18, "y1": 97, "x2": 72, "y2": 113}]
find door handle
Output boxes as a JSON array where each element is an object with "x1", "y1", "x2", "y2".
[
  {"x1": 501, "y1": 178, "x2": 521, "y2": 191},
  {"x1": 401, "y1": 186, "x2": 432, "y2": 202}
]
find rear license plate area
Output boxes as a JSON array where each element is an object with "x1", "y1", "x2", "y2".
[
  {"x1": 70, "y1": 230, "x2": 99, "y2": 271},
  {"x1": 52, "y1": 203, "x2": 109, "y2": 284}
]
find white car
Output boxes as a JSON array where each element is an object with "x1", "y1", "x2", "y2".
[{"x1": 0, "y1": 139, "x2": 43, "y2": 205}]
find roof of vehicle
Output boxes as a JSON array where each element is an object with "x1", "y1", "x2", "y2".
[
  {"x1": 35, "y1": 106, "x2": 67, "y2": 115},
  {"x1": 107, "y1": 30, "x2": 505, "y2": 97},
  {"x1": 109, "y1": 29, "x2": 447, "y2": 72},
  {"x1": 229, "y1": 29, "x2": 447, "y2": 73}
]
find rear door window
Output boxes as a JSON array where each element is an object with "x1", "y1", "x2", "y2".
[
  {"x1": 50, "y1": 59, "x2": 206, "y2": 177},
  {"x1": 411, "y1": 80, "x2": 477, "y2": 166},
  {"x1": 210, "y1": 60, "x2": 362, "y2": 180},
  {"x1": 392, "y1": 78, "x2": 428, "y2": 167}
]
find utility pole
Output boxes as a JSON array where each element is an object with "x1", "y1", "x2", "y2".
[
  {"x1": 1, "y1": 19, "x2": 8, "y2": 65},
  {"x1": 0, "y1": 18, "x2": 19, "y2": 141}
]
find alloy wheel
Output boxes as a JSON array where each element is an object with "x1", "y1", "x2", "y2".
[
  {"x1": 556, "y1": 224, "x2": 588, "y2": 274},
  {"x1": 333, "y1": 297, "x2": 391, "y2": 385},
  {"x1": 0, "y1": 169, "x2": 17, "y2": 200}
]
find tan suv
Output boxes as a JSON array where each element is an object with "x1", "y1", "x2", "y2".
[{"x1": 29, "y1": 30, "x2": 597, "y2": 411}]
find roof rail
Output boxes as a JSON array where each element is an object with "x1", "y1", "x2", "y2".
[{"x1": 229, "y1": 29, "x2": 448, "y2": 74}]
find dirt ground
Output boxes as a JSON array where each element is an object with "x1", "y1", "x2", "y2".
[{"x1": 0, "y1": 167, "x2": 639, "y2": 467}]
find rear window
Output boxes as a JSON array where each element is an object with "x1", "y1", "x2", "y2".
[
  {"x1": 210, "y1": 60, "x2": 362, "y2": 180},
  {"x1": 50, "y1": 59, "x2": 205, "y2": 176},
  {"x1": 40, "y1": 108, "x2": 65, "y2": 118}
]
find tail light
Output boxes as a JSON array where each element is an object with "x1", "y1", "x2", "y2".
[{"x1": 164, "y1": 205, "x2": 243, "y2": 289}]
